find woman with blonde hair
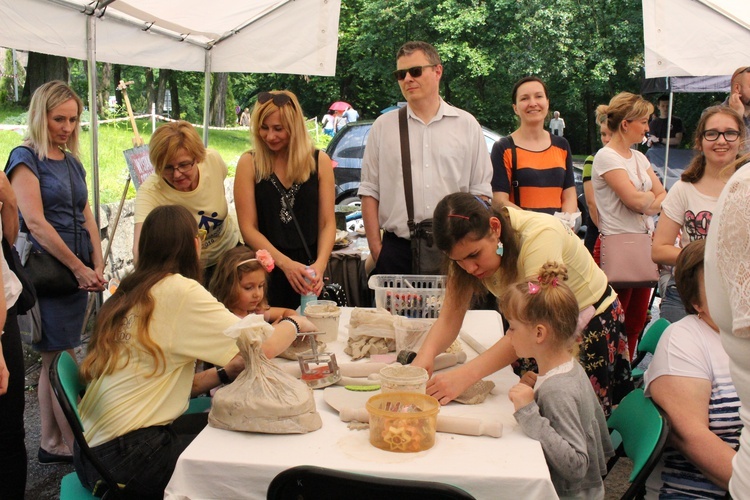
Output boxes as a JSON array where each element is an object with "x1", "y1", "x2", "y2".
[
  {"x1": 133, "y1": 120, "x2": 240, "y2": 284},
  {"x1": 592, "y1": 92, "x2": 666, "y2": 359},
  {"x1": 4, "y1": 80, "x2": 105, "y2": 465},
  {"x1": 234, "y1": 90, "x2": 336, "y2": 309},
  {"x1": 652, "y1": 106, "x2": 746, "y2": 322}
]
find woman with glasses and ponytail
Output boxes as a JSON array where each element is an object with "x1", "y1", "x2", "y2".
[
  {"x1": 412, "y1": 192, "x2": 631, "y2": 416},
  {"x1": 133, "y1": 120, "x2": 240, "y2": 285},
  {"x1": 652, "y1": 106, "x2": 746, "y2": 323},
  {"x1": 234, "y1": 90, "x2": 336, "y2": 309}
]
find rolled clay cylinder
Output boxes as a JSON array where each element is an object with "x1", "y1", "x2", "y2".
[
  {"x1": 339, "y1": 407, "x2": 502, "y2": 438},
  {"x1": 334, "y1": 376, "x2": 380, "y2": 387}
]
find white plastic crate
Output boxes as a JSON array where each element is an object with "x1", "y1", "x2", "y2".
[{"x1": 367, "y1": 274, "x2": 447, "y2": 318}]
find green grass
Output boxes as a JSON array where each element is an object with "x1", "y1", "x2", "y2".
[{"x1": 1, "y1": 115, "x2": 331, "y2": 205}]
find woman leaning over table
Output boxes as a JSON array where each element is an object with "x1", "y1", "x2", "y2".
[
  {"x1": 651, "y1": 106, "x2": 746, "y2": 323},
  {"x1": 77, "y1": 205, "x2": 300, "y2": 499},
  {"x1": 234, "y1": 90, "x2": 336, "y2": 310},
  {"x1": 4, "y1": 80, "x2": 105, "y2": 465},
  {"x1": 133, "y1": 120, "x2": 240, "y2": 285},
  {"x1": 592, "y1": 92, "x2": 666, "y2": 360},
  {"x1": 412, "y1": 192, "x2": 631, "y2": 416},
  {"x1": 644, "y1": 239, "x2": 742, "y2": 498}
]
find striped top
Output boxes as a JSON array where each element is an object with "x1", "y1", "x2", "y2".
[
  {"x1": 490, "y1": 133, "x2": 575, "y2": 215},
  {"x1": 644, "y1": 315, "x2": 742, "y2": 498}
]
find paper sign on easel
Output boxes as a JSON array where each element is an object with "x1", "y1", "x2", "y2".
[{"x1": 123, "y1": 145, "x2": 152, "y2": 189}]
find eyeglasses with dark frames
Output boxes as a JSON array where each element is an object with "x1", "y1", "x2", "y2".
[
  {"x1": 257, "y1": 92, "x2": 294, "y2": 108},
  {"x1": 702, "y1": 129, "x2": 741, "y2": 142},
  {"x1": 392, "y1": 64, "x2": 437, "y2": 81},
  {"x1": 162, "y1": 159, "x2": 196, "y2": 175}
]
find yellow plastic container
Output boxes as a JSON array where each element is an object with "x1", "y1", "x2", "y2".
[{"x1": 366, "y1": 392, "x2": 439, "y2": 452}]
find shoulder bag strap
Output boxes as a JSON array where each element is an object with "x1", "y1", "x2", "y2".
[
  {"x1": 268, "y1": 173, "x2": 314, "y2": 264},
  {"x1": 62, "y1": 153, "x2": 79, "y2": 256},
  {"x1": 505, "y1": 135, "x2": 520, "y2": 207},
  {"x1": 398, "y1": 106, "x2": 416, "y2": 234}
]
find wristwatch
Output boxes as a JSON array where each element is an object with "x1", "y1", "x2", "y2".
[{"x1": 216, "y1": 366, "x2": 232, "y2": 385}]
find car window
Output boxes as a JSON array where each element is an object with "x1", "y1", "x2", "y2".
[{"x1": 330, "y1": 125, "x2": 370, "y2": 160}]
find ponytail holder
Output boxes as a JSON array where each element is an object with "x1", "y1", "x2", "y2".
[{"x1": 528, "y1": 282, "x2": 541, "y2": 294}]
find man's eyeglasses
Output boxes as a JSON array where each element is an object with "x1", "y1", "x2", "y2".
[
  {"x1": 257, "y1": 92, "x2": 294, "y2": 108},
  {"x1": 702, "y1": 130, "x2": 741, "y2": 142},
  {"x1": 162, "y1": 159, "x2": 196, "y2": 175},
  {"x1": 392, "y1": 64, "x2": 437, "y2": 81}
]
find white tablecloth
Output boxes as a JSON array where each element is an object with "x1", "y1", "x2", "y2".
[{"x1": 164, "y1": 309, "x2": 558, "y2": 500}]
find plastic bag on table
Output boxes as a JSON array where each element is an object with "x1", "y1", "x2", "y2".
[
  {"x1": 345, "y1": 307, "x2": 397, "y2": 360},
  {"x1": 208, "y1": 314, "x2": 322, "y2": 434}
]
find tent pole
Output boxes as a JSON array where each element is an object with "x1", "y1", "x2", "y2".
[
  {"x1": 202, "y1": 51, "x2": 212, "y2": 146},
  {"x1": 85, "y1": 13, "x2": 101, "y2": 321},
  {"x1": 86, "y1": 15, "x2": 100, "y2": 227},
  {"x1": 664, "y1": 92, "x2": 673, "y2": 184}
]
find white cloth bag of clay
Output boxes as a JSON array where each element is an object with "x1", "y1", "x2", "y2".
[{"x1": 208, "y1": 314, "x2": 322, "y2": 433}]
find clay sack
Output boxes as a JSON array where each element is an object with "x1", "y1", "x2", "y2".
[
  {"x1": 208, "y1": 314, "x2": 322, "y2": 434},
  {"x1": 345, "y1": 307, "x2": 396, "y2": 360}
]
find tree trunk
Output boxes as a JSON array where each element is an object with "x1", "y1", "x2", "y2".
[
  {"x1": 169, "y1": 72, "x2": 180, "y2": 120},
  {"x1": 156, "y1": 68, "x2": 171, "y2": 117},
  {"x1": 210, "y1": 72, "x2": 228, "y2": 127},
  {"x1": 21, "y1": 52, "x2": 69, "y2": 104},
  {"x1": 98, "y1": 62, "x2": 112, "y2": 116},
  {"x1": 113, "y1": 64, "x2": 123, "y2": 107},
  {"x1": 144, "y1": 68, "x2": 155, "y2": 111}
]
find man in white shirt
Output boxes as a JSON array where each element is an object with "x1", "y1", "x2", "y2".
[
  {"x1": 358, "y1": 41, "x2": 492, "y2": 274},
  {"x1": 549, "y1": 110, "x2": 566, "y2": 137}
]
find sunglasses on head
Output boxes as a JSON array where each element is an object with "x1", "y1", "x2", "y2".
[
  {"x1": 257, "y1": 92, "x2": 293, "y2": 108},
  {"x1": 392, "y1": 64, "x2": 437, "y2": 81}
]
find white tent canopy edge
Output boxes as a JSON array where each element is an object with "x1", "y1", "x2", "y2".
[{"x1": 643, "y1": 0, "x2": 750, "y2": 78}]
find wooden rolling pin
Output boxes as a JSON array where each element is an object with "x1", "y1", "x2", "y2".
[{"x1": 339, "y1": 407, "x2": 503, "y2": 438}]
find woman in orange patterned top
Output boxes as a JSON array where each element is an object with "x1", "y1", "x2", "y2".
[{"x1": 491, "y1": 76, "x2": 578, "y2": 223}]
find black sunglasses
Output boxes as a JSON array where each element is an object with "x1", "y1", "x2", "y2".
[
  {"x1": 257, "y1": 92, "x2": 293, "y2": 108},
  {"x1": 392, "y1": 64, "x2": 437, "y2": 81}
]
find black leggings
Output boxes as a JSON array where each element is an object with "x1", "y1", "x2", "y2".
[{"x1": 0, "y1": 307, "x2": 26, "y2": 500}]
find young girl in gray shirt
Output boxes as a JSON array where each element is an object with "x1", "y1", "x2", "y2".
[{"x1": 502, "y1": 262, "x2": 614, "y2": 499}]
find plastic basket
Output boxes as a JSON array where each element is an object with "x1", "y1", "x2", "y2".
[{"x1": 367, "y1": 274, "x2": 447, "y2": 318}]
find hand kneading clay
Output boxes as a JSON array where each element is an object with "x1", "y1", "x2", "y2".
[{"x1": 208, "y1": 314, "x2": 322, "y2": 433}]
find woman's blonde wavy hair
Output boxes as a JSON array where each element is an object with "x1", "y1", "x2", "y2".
[
  {"x1": 25, "y1": 80, "x2": 83, "y2": 160},
  {"x1": 250, "y1": 90, "x2": 315, "y2": 184}
]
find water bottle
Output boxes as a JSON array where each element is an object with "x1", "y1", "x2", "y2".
[{"x1": 300, "y1": 267, "x2": 317, "y2": 315}]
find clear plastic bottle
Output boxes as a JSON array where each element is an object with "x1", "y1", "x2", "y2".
[{"x1": 299, "y1": 267, "x2": 317, "y2": 315}]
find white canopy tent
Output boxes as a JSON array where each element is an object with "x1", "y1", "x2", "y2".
[
  {"x1": 643, "y1": 0, "x2": 750, "y2": 78},
  {"x1": 0, "y1": 0, "x2": 341, "y2": 222}
]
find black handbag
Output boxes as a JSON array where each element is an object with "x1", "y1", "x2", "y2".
[{"x1": 26, "y1": 250, "x2": 79, "y2": 297}]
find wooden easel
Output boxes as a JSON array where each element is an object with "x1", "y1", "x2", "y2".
[{"x1": 81, "y1": 80, "x2": 147, "y2": 336}]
